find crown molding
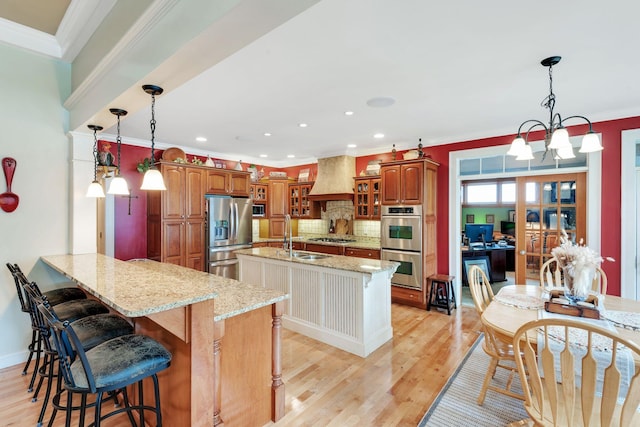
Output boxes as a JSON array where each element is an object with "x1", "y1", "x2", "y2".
[
  {"x1": 0, "y1": 0, "x2": 114, "y2": 61},
  {"x1": 0, "y1": 16, "x2": 60, "y2": 58},
  {"x1": 63, "y1": 0, "x2": 179, "y2": 110},
  {"x1": 58, "y1": 0, "x2": 117, "y2": 62}
]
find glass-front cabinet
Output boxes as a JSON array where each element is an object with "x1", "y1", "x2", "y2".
[
  {"x1": 289, "y1": 182, "x2": 320, "y2": 218},
  {"x1": 354, "y1": 176, "x2": 381, "y2": 219}
]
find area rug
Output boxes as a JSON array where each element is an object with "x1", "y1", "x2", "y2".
[{"x1": 418, "y1": 335, "x2": 528, "y2": 426}]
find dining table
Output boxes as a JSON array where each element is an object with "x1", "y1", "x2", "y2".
[{"x1": 482, "y1": 285, "x2": 640, "y2": 363}]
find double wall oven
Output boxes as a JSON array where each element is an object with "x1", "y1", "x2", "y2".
[{"x1": 380, "y1": 205, "x2": 423, "y2": 290}]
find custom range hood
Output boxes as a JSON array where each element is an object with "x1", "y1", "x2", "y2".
[{"x1": 308, "y1": 155, "x2": 355, "y2": 201}]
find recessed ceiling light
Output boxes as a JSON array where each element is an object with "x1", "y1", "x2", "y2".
[
  {"x1": 287, "y1": 154, "x2": 295, "y2": 158},
  {"x1": 259, "y1": 154, "x2": 268, "y2": 158},
  {"x1": 347, "y1": 144, "x2": 357, "y2": 148},
  {"x1": 298, "y1": 123, "x2": 308, "y2": 128},
  {"x1": 264, "y1": 132, "x2": 272, "y2": 137},
  {"x1": 366, "y1": 97, "x2": 395, "y2": 108},
  {"x1": 195, "y1": 136, "x2": 207, "y2": 142},
  {"x1": 344, "y1": 111, "x2": 354, "y2": 116},
  {"x1": 374, "y1": 133, "x2": 385, "y2": 139}
]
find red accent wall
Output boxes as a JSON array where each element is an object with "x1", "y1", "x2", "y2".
[
  {"x1": 113, "y1": 116, "x2": 640, "y2": 295},
  {"x1": 112, "y1": 144, "x2": 153, "y2": 261}
]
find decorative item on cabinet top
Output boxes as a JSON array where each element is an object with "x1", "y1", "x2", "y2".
[{"x1": 161, "y1": 147, "x2": 186, "y2": 162}]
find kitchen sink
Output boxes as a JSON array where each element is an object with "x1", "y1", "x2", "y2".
[{"x1": 292, "y1": 252, "x2": 331, "y2": 260}]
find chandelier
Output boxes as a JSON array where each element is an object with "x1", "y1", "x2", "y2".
[{"x1": 507, "y1": 56, "x2": 603, "y2": 161}]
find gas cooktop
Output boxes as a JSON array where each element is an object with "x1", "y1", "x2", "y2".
[{"x1": 308, "y1": 237, "x2": 357, "y2": 243}]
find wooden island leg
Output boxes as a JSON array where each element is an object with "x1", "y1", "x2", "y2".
[
  {"x1": 213, "y1": 320, "x2": 225, "y2": 426},
  {"x1": 271, "y1": 301, "x2": 285, "y2": 421}
]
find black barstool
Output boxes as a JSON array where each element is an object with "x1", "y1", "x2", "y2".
[
  {"x1": 23, "y1": 282, "x2": 132, "y2": 427},
  {"x1": 7, "y1": 262, "x2": 88, "y2": 392},
  {"x1": 38, "y1": 302, "x2": 172, "y2": 426},
  {"x1": 427, "y1": 274, "x2": 456, "y2": 315}
]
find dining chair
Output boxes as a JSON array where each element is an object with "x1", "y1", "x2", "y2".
[
  {"x1": 467, "y1": 265, "x2": 524, "y2": 405},
  {"x1": 539, "y1": 257, "x2": 608, "y2": 295},
  {"x1": 512, "y1": 317, "x2": 640, "y2": 426},
  {"x1": 38, "y1": 301, "x2": 172, "y2": 427}
]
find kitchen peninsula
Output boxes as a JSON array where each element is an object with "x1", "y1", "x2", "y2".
[
  {"x1": 40, "y1": 253, "x2": 288, "y2": 427},
  {"x1": 236, "y1": 247, "x2": 399, "y2": 357}
]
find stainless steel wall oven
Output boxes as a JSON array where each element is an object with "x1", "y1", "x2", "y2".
[{"x1": 380, "y1": 205, "x2": 423, "y2": 290}]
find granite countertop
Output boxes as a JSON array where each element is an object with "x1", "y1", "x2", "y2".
[
  {"x1": 253, "y1": 234, "x2": 381, "y2": 250},
  {"x1": 41, "y1": 254, "x2": 288, "y2": 321},
  {"x1": 235, "y1": 247, "x2": 399, "y2": 275}
]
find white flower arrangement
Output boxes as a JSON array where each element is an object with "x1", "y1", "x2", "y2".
[{"x1": 550, "y1": 231, "x2": 614, "y2": 298}]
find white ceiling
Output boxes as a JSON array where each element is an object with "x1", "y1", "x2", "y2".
[{"x1": 2, "y1": 0, "x2": 640, "y2": 167}]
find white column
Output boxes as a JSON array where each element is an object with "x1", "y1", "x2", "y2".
[{"x1": 69, "y1": 131, "x2": 100, "y2": 254}]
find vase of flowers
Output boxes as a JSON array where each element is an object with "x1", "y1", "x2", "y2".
[{"x1": 550, "y1": 232, "x2": 613, "y2": 303}]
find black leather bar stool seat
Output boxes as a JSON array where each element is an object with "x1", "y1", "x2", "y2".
[{"x1": 427, "y1": 274, "x2": 456, "y2": 315}]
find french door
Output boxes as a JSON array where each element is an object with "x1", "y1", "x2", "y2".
[{"x1": 515, "y1": 173, "x2": 586, "y2": 284}]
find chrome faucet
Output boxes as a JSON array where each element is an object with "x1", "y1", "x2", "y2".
[{"x1": 284, "y1": 214, "x2": 292, "y2": 257}]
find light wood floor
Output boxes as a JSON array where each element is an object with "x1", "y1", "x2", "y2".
[{"x1": 0, "y1": 303, "x2": 482, "y2": 426}]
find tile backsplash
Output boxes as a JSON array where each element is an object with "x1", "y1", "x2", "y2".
[{"x1": 252, "y1": 199, "x2": 380, "y2": 239}]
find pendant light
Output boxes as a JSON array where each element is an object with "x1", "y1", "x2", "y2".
[
  {"x1": 107, "y1": 108, "x2": 130, "y2": 195},
  {"x1": 86, "y1": 124, "x2": 105, "y2": 198},
  {"x1": 140, "y1": 84, "x2": 166, "y2": 191}
]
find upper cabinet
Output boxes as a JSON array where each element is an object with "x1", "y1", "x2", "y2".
[
  {"x1": 250, "y1": 183, "x2": 268, "y2": 203},
  {"x1": 206, "y1": 169, "x2": 250, "y2": 197},
  {"x1": 289, "y1": 182, "x2": 320, "y2": 218},
  {"x1": 354, "y1": 176, "x2": 381, "y2": 219},
  {"x1": 380, "y1": 161, "x2": 424, "y2": 205}
]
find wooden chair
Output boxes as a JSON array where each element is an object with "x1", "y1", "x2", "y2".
[
  {"x1": 539, "y1": 257, "x2": 608, "y2": 295},
  {"x1": 467, "y1": 265, "x2": 524, "y2": 405},
  {"x1": 513, "y1": 318, "x2": 640, "y2": 426}
]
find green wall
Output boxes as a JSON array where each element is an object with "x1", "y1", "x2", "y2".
[{"x1": 461, "y1": 207, "x2": 514, "y2": 231}]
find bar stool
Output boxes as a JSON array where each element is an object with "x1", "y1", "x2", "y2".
[
  {"x1": 427, "y1": 274, "x2": 456, "y2": 315},
  {"x1": 38, "y1": 302, "x2": 172, "y2": 427},
  {"x1": 7, "y1": 262, "x2": 87, "y2": 387},
  {"x1": 22, "y1": 281, "x2": 132, "y2": 427}
]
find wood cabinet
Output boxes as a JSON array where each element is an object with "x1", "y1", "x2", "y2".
[
  {"x1": 268, "y1": 179, "x2": 289, "y2": 238},
  {"x1": 354, "y1": 176, "x2": 381, "y2": 219},
  {"x1": 304, "y1": 243, "x2": 344, "y2": 255},
  {"x1": 380, "y1": 161, "x2": 423, "y2": 205},
  {"x1": 147, "y1": 162, "x2": 206, "y2": 270},
  {"x1": 288, "y1": 182, "x2": 320, "y2": 218},
  {"x1": 206, "y1": 169, "x2": 250, "y2": 196},
  {"x1": 380, "y1": 158, "x2": 440, "y2": 309},
  {"x1": 344, "y1": 247, "x2": 380, "y2": 259},
  {"x1": 250, "y1": 183, "x2": 268, "y2": 202}
]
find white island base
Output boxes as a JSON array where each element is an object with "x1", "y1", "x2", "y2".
[{"x1": 237, "y1": 248, "x2": 398, "y2": 357}]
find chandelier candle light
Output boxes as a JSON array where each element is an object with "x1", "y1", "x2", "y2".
[
  {"x1": 550, "y1": 232, "x2": 614, "y2": 303},
  {"x1": 140, "y1": 84, "x2": 166, "y2": 191},
  {"x1": 107, "y1": 108, "x2": 129, "y2": 195},
  {"x1": 507, "y1": 56, "x2": 603, "y2": 161},
  {"x1": 86, "y1": 124, "x2": 105, "y2": 198}
]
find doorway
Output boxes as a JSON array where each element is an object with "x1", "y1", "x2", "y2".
[
  {"x1": 449, "y1": 143, "x2": 601, "y2": 299},
  {"x1": 515, "y1": 173, "x2": 586, "y2": 284}
]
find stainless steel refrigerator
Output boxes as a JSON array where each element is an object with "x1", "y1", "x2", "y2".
[{"x1": 206, "y1": 195, "x2": 252, "y2": 279}]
